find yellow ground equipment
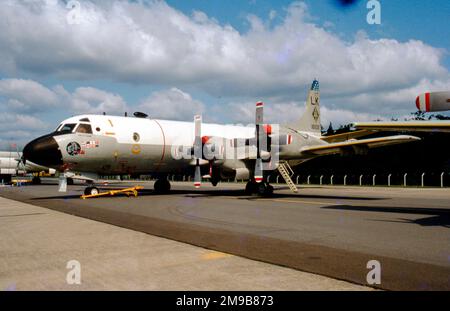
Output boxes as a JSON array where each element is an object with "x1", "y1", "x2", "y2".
[
  {"x1": 81, "y1": 186, "x2": 144, "y2": 199},
  {"x1": 12, "y1": 179, "x2": 32, "y2": 186}
]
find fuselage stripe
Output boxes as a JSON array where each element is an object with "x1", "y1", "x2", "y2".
[{"x1": 153, "y1": 119, "x2": 166, "y2": 172}]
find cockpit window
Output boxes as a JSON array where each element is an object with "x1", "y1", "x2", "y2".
[
  {"x1": 55, "y1": 124, "x2": 63, "y2": 132},
  {"x1": 75, "y1": 123, "x2": 93, "y2": 134},
  {"x1": 58, "y1": 123, "x2": 76, "y2": 133}
]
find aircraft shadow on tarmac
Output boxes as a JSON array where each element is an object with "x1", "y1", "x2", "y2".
[
  {"x1": 322, "y1": 205, "x2": 450, "y2": 228},
  {"x1": 29, "y1": 186, "x2": 384, "y2": 202}
]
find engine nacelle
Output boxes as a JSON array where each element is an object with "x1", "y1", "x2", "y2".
[
  {"x1": 416, "y1": 91, "x2": 450, "y2": 112},
  {"x1": 234, "y1": 168, "x2": 250, "y2": 180}
]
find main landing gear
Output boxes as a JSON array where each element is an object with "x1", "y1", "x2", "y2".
[
  {"x1": 154, "y1": 179, "x2": 171, "y2": 194},
  {"x1": 245, "y1": 180, "x2": 274, "y2": 196}
]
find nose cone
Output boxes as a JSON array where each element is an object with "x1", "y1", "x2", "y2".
[{"x1": 23, "y1": 134, "x2": 63, "y2": 168}]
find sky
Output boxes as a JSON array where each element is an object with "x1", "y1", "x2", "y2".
[{"x1": 0, "y1": 0, "x2": 449, "y2": 149}]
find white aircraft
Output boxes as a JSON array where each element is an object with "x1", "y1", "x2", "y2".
[
  {"x1": 22, "y1": 80, "x2": 420, "y2": 196},
  {"x1": 0, "y1": 151, "x2": 55, "y2": 184}
]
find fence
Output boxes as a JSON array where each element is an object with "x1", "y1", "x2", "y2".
[
  {"x1": 100, "y1": 172, "x2": 449, "y2": 188},
  {"x1": 266, "y1": 172, "x2": 449, "y2": 188}
]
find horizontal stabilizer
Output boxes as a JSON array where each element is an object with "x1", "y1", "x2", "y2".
[{"x1": 321, "y1": 130, "x2": 374, "y2": 143}]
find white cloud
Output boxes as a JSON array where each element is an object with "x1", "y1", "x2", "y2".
[
  {"x1": 0, "y1": 0, "x2": 448, "y2": 141},
  {"x1": 0, "y1": 79, "x2": 129, "y2": 147},
  {"x1": 67, "y1": 87, "x2": 128, "y2": 114},
  {"x1": 138, "y1": 87, "x2": 204, "y2": 120},
  {"x1": 0, "y1": 79, "x2": 58, "y2": 112},
  {"x1": 0, "y1": 0, "x2": 447, "y2": 103},
  {"x1": 0, "y1": 113, "x2": 48, "y2": 131},
  {"x1": 0, "y1": 112, "x2": 50, "y2": 149}
]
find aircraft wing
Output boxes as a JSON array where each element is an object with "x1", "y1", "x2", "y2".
[
  {"x1": 320, "y1": 129, "x2": 375, "y2": 143},
  {"x1": 300, "y1": 135, "x2": 420, "y2": 156},
  {"x1": 353, "y1": 121, "x2": 450, "y2": 133}
]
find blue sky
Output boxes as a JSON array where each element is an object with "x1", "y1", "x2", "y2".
[
  {"x1": 0, "y1": 0, "x2": 449, "y2": 148},
  {"x1": 167, "y1": 0, "x2": 450, "y2": 53}
]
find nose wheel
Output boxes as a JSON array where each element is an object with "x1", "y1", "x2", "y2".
[{"x1": 154, "y1": 179, "x2": 171, "y2": 193}]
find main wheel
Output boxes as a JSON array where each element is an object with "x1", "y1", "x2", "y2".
[
  {"x1": 255, "y1": 183, "x2": 274, "y2": 197},
  {"x1": 154, "y1": 179, "x2": 171, "y2": 193},
  {"x1": 256, "y1": 183, "x2": 267, "y2": 196},
  {"x1": 32, "y1": 176, "x2": 41, "y2": 185},
  {"x1": 84, "y1": 187, "x2": 99, "y2": 196},
  {"x1": 264, "y1": 184, "x2": 274, "y2": 196},
  {"x1": 245, "y1": 181, "x2": 256, "y2": 194}
]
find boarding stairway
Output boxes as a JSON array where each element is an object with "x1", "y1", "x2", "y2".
[{"x1": 277, "y1": 161, "x2": 298, "y2": 193}]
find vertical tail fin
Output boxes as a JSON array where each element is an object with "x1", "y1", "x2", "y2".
[{"x1": 294, "y1": 79, "x2": 321, "y2": 135}]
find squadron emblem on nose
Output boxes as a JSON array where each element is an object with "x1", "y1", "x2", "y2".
[{"x1": 66, "y1": 142, "x2": 81, "y2": 156}]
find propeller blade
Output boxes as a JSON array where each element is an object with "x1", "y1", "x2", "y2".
[
  {"x1": 255, "y1": 158, "x2": 263, "y2": 183},
  {"x1": 194, "y1": 164, "x2": 201, "y2": 188},
  {"x1": 255, "y1": 102, "x2": 264, "y2": 183},
  {"x1": 58, "y1": 174, "x2": 67, "y2": 192},
  {"x1": 255, "y1": 101, "x2": 264, "y2": 125},
  {"x1": 193, "y1": 115, "x2": 202, "y2": 188},
  {"x1": 194, "y1": 115, "x2": 202, "y2": 159}
]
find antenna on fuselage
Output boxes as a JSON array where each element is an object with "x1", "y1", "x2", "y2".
[{"x1": 133, "y1": 112, "x2": 148, "y2": 118}]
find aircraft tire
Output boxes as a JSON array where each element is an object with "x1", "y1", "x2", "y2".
[
  {"x1": 264, "y1": 184, "x2": 274, "y2": 196},
  {"x1": 32, "y1": 176, "x2": 41, "y2": 185},
  {"x1": 245, "y1": 181, "x2": 255, "y2": 194},
  {"x1": 255, "y1": 183, "x2": 273, "y2": 197},
  {"x1": 84, "y1": 186, "x2": 99, "y2": 196},
  {"x1": 256, "y1": 183, "x2": 267, "y2": 196},
  {"x1": 154, "y1": 179, "x2": 171, "y2": 193}
]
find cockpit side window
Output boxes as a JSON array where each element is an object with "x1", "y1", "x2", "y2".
[
  {"x1": 75, "y1": 123, "x2": 93, "y2": 134},
  {"x1": 58, "y1": 123, "x2": 77, "y2": 133}
]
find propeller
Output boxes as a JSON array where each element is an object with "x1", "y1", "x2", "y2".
[
  {"x1": 11, "y1": 143, "x2": 23, "y2": 176},
  {"x1": 193, "y1": 115, "x2": 202, "y2": 188},
  {"x1": 254, "y1": 102, "x2": 264, "y2": 183},
  {"x1": 58, "y1": 173, "x2": 67, "y2": 192}
]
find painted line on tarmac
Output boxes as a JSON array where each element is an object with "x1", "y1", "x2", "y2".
[{"x1": 260, "y1": 199, "x2": 341, "y2": 206}]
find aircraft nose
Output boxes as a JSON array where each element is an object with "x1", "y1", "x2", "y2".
[{"x1": 23, "y1": 134, "x2": 63, "y2": 167}]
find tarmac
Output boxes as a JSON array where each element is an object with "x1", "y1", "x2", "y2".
[
  {"x1": 1, "y1": 180, "x2": 449, "y2": 290},
  {"x1": 0, "y1": 195, "x2": 368, "y2": 290}
]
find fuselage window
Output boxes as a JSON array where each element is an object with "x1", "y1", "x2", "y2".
[
  {"x1": 59, "y1": 123, "x2": 76, "y2": 133},
  {"x1": 133, "y1": 132, "x2": 140, "y2": 142},
  {"x1": 76, "y1": 123, "x2": 93, "y2": 134}
]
